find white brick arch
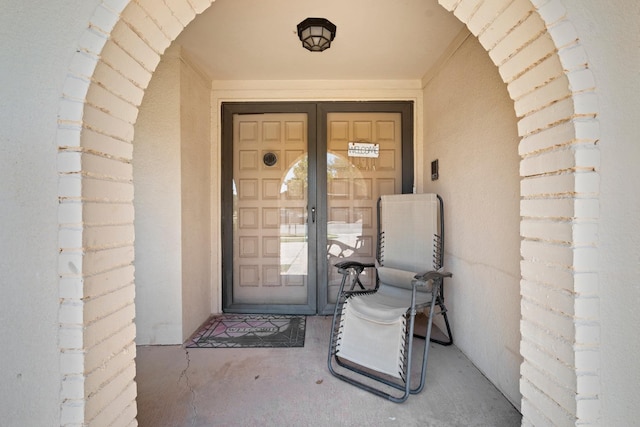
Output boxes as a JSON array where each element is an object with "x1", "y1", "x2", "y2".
[{"x1": 56, "y1": 0, "x2": 600, "y2": 425}]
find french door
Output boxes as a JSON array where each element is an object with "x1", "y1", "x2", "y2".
[{"x1": 221, "y1": 102, "x2": 413, "y2": 314}]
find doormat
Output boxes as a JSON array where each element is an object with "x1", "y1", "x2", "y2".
[{"x1": 186, "y1": 314, "x2": 306, "y2": 349}]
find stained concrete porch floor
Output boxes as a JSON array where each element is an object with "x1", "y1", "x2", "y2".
[{"x1": 136, "y1": 315, "x2": 521, "y2": 427}]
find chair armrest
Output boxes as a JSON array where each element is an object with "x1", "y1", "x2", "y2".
[
  {"x1": 412, "y1": 269, "x2": 452, "y2": 287},
  {"x1": 334, "y1": 260, "x2": 375, "y2": 275},
  {"x1": 334, "y1": 261, "x2": 377, "y2": 293}
]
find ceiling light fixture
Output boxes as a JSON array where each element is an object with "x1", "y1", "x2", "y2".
[{"x1": 296, "y1": 18, "x2": 337, "y2": 52}]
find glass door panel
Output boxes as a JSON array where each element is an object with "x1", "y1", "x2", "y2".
[
  {"x1": 232, "y1": 113, "x2": 309, "y2": 306},
  {"x1": 325, "y1": 112, "x2": 403, "y2": 304}
]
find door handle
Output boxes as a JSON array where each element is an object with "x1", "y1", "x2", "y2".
[{"x1": 311, "y1": 206, "x2": 316, "y2": 223}]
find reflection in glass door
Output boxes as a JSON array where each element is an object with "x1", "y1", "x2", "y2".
[{"x1": 325, "y1": 112, "x2": 403, "y2": 304}]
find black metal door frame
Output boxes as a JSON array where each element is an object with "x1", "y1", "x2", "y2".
[{"x1": 221, "y1": 101, "x2": 413, "y2": 314}]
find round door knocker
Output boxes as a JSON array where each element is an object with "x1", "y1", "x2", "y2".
[{"x1": 263, "y1": 152, "x2": 278, "y2": 167}]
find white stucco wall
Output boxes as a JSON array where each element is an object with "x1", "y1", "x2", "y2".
[
  {"x1": 134, "y1": 46, "x2": 212, "y2": 345},
  {"x1": 563, "y1": 1, "x2": 640, "y2": 423},
  {"x1": 422, "y1": 34, "x2": 522, "y2": 408},
  {"x1": 133, "y1": 46, "x2": 183, "y2": 345},
  {"x1": 179, "y1": 52, "x2": 212, "y2": 340}
]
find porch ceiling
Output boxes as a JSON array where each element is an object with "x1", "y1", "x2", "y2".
[{"x1": 175, "y1": 0, "x2": 465, "y2": 81}]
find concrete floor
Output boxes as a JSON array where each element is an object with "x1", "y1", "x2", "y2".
[{"x1": 136, "y1": 316, "x2": 521, "y2": 427}]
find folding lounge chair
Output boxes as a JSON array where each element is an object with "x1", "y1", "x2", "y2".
[{"x1": 327, "y1": 193, "x2": 452, "y2": 402}]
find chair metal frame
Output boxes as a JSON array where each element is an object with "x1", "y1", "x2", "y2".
[{"x1": 327, "y1": 194, "x2": 452, "y2": 402}]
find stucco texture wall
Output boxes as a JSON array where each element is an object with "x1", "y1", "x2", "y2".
[
  {"x1": 422, "y1": 34, "x2": 522, "y2": 408},
  {"x1": 133, "y1": 46, "x2": 212, "y2": 345},
  {"x1": 133, "y1": 46, "x2": 183, "y2": 345},
  {"x1": 179, "y1": 51, "x2": 212, "y2": 340}
]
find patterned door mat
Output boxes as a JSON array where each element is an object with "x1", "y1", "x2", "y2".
[{"x1": 186, "y1": 314, "x2": 306, "y2": 348}]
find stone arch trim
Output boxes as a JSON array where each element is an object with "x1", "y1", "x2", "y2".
[
  {"x1": 438, "y1": 1, "x2": 601, "y2": 425},
  {"x1": 56, "y1": 0, "x2": 600, "y2": 425}
]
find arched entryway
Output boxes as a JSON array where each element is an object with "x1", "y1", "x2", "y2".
[{"x1": 56, "y1": 0, "x2": 600, "y2": 425}]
